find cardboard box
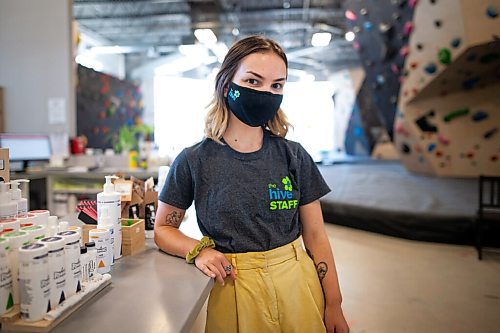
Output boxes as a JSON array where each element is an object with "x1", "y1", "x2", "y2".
[
  {"x1": 121, "y1": 218, "x2": 145, "y2": 256},
  {"x1": 0, "y1": 148, "x2": 10, "y2": 182},
  {"x1": 82, "y1": 224, "x2": 97, "y2": 245}
]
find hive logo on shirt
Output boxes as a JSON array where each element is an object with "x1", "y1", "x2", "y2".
[{"x1": 268, "y1": 176, "x2": 298, "y2": 211}]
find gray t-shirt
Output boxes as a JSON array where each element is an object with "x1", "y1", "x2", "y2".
[{"x1": 159, "y1": 130, "x2": 331, "y2": 253}]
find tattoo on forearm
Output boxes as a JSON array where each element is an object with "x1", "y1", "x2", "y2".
[
  {"x1": 316, "y1": 262, "x2": 328, "y2": 282},
  {"x1": 164, "y1": 211, "x2": 183, "y2": 228}
]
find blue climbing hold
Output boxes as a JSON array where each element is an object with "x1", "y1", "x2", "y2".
[
  {"x1": 462, "y1": 77, "x2": 480, "y2": 90},
  {"x1": 427, "y1": 143, "x2": 436, "y2": 152},
  {"x1": 451, "y1": 38, "x2": 461, "y2": 48},
  {"x1": 424, "y1": 63, "x2": 437, "y2": 74},
  {"x1": 363, "y1": 21, "x2": 374, "y2": 31},
  {"x1": 376, "y1": 74, "x2": 385, "y2": 84},
  {"x1": 354, "y1": 127, "x2": 363, "y2": 137},
  {"x1": 472, "y1": 111, "x2": 488, "y2": 122},
  {"x1": 486, "y1": 6, "x2": 498, "y2": 19}
]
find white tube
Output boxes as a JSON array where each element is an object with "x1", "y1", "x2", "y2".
[
  {"x1": 56, "y1": 231, "x2": 82, "y2": 298},
  {"x1": 0, "y1": 237, "x2": 13, "y2": 315},
  {"x1": 38, "y1": 236, "x2": 66, "y2": 310},
  {"x1": 89, "y1": 228, "x2": 112, "y2": 274},
  {"x1": 28, "y1": 210, "x2": 50, "y2": 226},
  {"x1": 2, "y1": 231, "x2": 30, "y2": 304},
  {"x1": 20, "y1": 225, "x2": 46, "y2": 244},
  {"x1": 18, "y1": 243, "x2": 50, "y2": 322}
]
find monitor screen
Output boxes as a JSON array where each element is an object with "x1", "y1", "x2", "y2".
[{"x1": 0, "y1": 134, "x2": 51, "y2": 161}]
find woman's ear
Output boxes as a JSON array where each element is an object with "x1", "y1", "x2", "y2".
[{"x1": 223, "y1": 86, "x2": 228, "y2": 98}]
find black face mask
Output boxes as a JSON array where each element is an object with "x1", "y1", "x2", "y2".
[{"x1": 226, "y1": 82, "x2": 283, "y2": 127}]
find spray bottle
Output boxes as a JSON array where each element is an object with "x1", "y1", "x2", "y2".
[
  {"x1": 10, "y1": 180, "x2": 29, "y2": 217},
  {"x1": 97, "y1": 176, "x2": 121, "y2": 260},
  {"x1": 0, "y1": 183, "x2": 17, "y2": 221}
]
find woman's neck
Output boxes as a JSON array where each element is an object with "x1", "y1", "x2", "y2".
[{"x1": 223, "y1": 114, "x2": 264, "y2": 153}]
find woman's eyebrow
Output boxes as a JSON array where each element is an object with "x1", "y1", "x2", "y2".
[{"x1": 246, "y1": 71, "x2": 286, "y2": 82}]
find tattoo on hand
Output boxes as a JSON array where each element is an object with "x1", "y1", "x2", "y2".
[
  {"x1": 164, "y1": 211, "x2": 183, "y2": 228},
  {"x1": 316, "y1": 262, "x2": 328, "y2": 282}
]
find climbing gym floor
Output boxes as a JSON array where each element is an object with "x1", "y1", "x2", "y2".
[{"x1": 319, "y1": 161, "x2": 482, "y2": 244}]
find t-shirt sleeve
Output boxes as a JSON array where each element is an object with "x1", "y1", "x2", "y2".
[
  {"x1": 297, "y1": 144, "x2": 331, "y2": 206},
  {"x1": 158, "y1": 149, "x2": 194, "y2": 210}
]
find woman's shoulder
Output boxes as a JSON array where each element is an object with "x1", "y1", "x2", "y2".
[
  {"x1": 267, "y1": 131, "x2": 305, "y2": 155},
  {"x1": 183, "y1": 137, "x2": 223, "y2": 158}
]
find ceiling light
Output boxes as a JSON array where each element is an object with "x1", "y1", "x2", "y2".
[
  {"x1": 345, "y1": 31, "x2": 355, "y2": 42},
  {"x1": 311, "y1": 32, "x2": 331, "y2": 47},
  {"x1": 194, "y1": 29, "x2": 217, "y2": 45}
]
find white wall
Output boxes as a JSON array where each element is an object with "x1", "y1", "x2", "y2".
[{"x1": 0, "y1": 0, "x2": 76, "y2": 136}]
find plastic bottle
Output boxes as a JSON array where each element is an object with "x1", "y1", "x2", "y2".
[
  {"x1": 97, "y1": 176, "x2": 121, "y2": 260},
  {"x1": 85, "y1": 241, "x2": 97, "y2": 279},
  {"x1": 0, "y1": 183, "x2": 17, "y2": 221},
  {"x1": 89, "y1": 228, "x2": 111, "y2": 274},
  {"x1": 56, "y1": 230, "x2": 82, "y2": 298},
  {"x1": 98, "y1": 208, "x2": 115, "y2": 265},
  {"x1": 10, "y1": 180, "x2": 29, "y2": 217},
  {"x1": 80, "y1": 246, "x2": 88, "y2": 283},
  {"x1": 38, "y1": 236, "x2": 66, "y2": 310},
  {"x1": 0, "y1": 237, "x2": 13, "y2": 315}
]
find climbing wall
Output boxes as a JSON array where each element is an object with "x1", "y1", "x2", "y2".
[
  {"x1": 76, "y1": 65, "x2": 144, "y2": 150},
  {"x1": 344, "y1": 0, "x2": 417, "y2": 146},
  {"x1": 395, "y1": 0, "x2": 500, "y2": 176}
]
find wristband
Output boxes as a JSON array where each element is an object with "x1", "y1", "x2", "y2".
[{"x1": 186, "y1": 236, "x2": 216, "y2": 263}]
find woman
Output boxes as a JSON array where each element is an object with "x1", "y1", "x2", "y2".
[{"x1": 154, "y1": 35, "x2": 349, "y2": 333}]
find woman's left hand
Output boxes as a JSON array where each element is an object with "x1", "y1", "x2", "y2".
[{"x1": 325, "y1": 303, "x2": 349, "y2": 333}]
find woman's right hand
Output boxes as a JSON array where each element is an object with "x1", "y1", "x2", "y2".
[{"x1": 195, "y1": 248, "x2": 237, "y2": 285}]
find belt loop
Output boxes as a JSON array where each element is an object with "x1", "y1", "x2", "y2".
[{"x1": 231, "y1": 254, "x2": 237, "y2": 268}]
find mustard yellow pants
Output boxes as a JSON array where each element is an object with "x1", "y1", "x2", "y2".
[{"x1": 205, "y1": 238, "x2": 326, "y2": 333}]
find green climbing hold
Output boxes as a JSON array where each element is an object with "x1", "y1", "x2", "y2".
[
  {"x1": 6, "y1": 292, "x2": 13, "y2": 310},
  {"x1": 443, "y1": 108, "x2": 469, "y2": 122},
  {"x1": 438, "y1": 48, "x2": 452, "y2": 65}
]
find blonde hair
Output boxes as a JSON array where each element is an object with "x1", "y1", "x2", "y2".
[{"x1": 205, "y1": 36, "x2": 291, "y2": 144}]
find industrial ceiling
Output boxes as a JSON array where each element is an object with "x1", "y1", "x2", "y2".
[{"x1": 73, "y1": 0, "x2": 360, "y2": 79}]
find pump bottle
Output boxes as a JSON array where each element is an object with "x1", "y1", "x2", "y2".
[
  {"x1": 0, "y1": 183, "x2": 17, "y2": 220},
  {"x1": 97, "y1": 176, "x2": 121, "y2": 260},
  {"x1": 10, "y1": 180, "x2": 29, "y2": 217}
]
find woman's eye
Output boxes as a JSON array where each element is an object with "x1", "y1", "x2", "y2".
[
  {"x1": 247, "y1": 79, "x2": 258, "y2": 85},
  {"x1": 272, "y1": 83, "x2": 283, "y2": 89}
]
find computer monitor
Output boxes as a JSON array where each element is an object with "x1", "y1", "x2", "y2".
[{"x1": 0, "y1": 134, "x2": 51, "y2": 171}]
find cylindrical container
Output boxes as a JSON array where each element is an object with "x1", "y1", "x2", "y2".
[
  {"x1": 85, "y1": 242, "x2": 97, "y2": 279},
  {"x1": 28, "y1": 210, "x2": 50, "y2": 226},
  {"x1": 56, "y1": 231, "x2": 82, "y2": 298},
  {"x1": 89, "y1": 228, "x2": 111, "y2": 274},
  {"x1": 67, "y1": 226, "x2": 83, "y2": 247},
  {"x1": 21, "y1": 225, "x2": 46, "y2": 244},
  {"x1": 80, "y1": 247, "x2": 88, "y2": 283},
  {"x1": 0, "y1": 237, "x2": 14, "y2": 315},
  {"x1": 38, "y1": 236, "x2": 66, "y2": 310},
  {"x1": 18, "y1": 243, "x2": 50, "y2": 322},
  {"x1": 0, "y1": 218, "x2": 20, "y2": 234},
  {"x1": 58, "y1": 221, "x2": 68, "y2": 233},
  {"x1": 10, "y1": 181, "x2": 28, "y2": 217},
  {"x1": 47, "y1": 216, "x2": 58, "y2": 236},
  {"x1": 17, "y1": 214, "x2": 36, "y2": 228},
  {"x1": 113, "y1": 223, "x2": 122, "y2": 261},
  {"x1": 2, "y1": 231, "x2": 29, "y2": 304}
]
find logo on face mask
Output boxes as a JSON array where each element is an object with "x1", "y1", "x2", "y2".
[
  {"x1": 268, "y1": 176, "x2": 298, "y2": 211},
  {"x1": 228, "y1": 88, "x2": 240, "y2": 101}
]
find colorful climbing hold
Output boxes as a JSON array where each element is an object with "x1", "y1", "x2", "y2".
[
  {"x1": 438, "y1": 48, "x2": 452, "y2": 65},
  {"x1": 466, "y1": 152, "x2": 474, "y2": 159},
  {"x1": 376, "y1": 75, "x2": 386, "y2": 84},
  {"x1": 410, "y1": 61, "x2": 418, "y2": 69},
  {"x1": 427, "y1": 143, "x2": 436, "y2": 152},
  {"x1": 486, "y1": 5, "x2": 498, "y2": 19},
  {"x1": 462, "y1": 77, "x2": 480, "y2": 90},
  {"x1": 392, "y1": 12, "x2": 401, "y2": 21},
  {"x1": 391, "y1": 63, "x2": 400, "y2": 74},
  {"x1": 400, "y1": 46, "x2": 410, "y2": 58},
  {"x1": 450, "y1": 38, "x2": 461, "y2": 48},
  {"x1": 345, "y1": 10, "x2": 357, "y2": 21},
  {"x1": 472, "y1": 111, "x2": 488, "y2": 122},
  {"x1": 424, "y1": 63, "x2": 437, "y2": 74},
  {"x1": 401, "y1": 143, "x2": 411, "y2": 154},
  {"x1": 491, "y1": 155, "x2": 498, "y2": 162},
  {"x1": 408, "y1": 0, "x2": 418, "y2": 8},
  {"x1": 443, "y1": 108, "x2": 469, "y2": 122},
  {"x1": 434, "y1": 20, "x2": 442, "y2": 28},
  {"x1": 436, "y1": 150, "x2": 443, "y2": 157},
  {"x1": 416, "y1": 43, "x2": 423, "y2": 50},
  {"x1": 360, "y1": 8, "x2": 368, "y2": 16},
  {"x1": 363, "y1": 21, "x2": 374, "y2": 31},
  {"x1": 484, "y1": 127, "x2": 498, "y2": 139},
  {"x1": 437, "y1": 134, "x2": 450, "y2": 145},
  {"x1": 403, "y1": 21, "x2": 414, "y2": 36}
]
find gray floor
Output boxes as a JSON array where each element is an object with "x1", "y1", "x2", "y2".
[{"x1": 326, "y1": 223, "x2": 500, "y2": 333}]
